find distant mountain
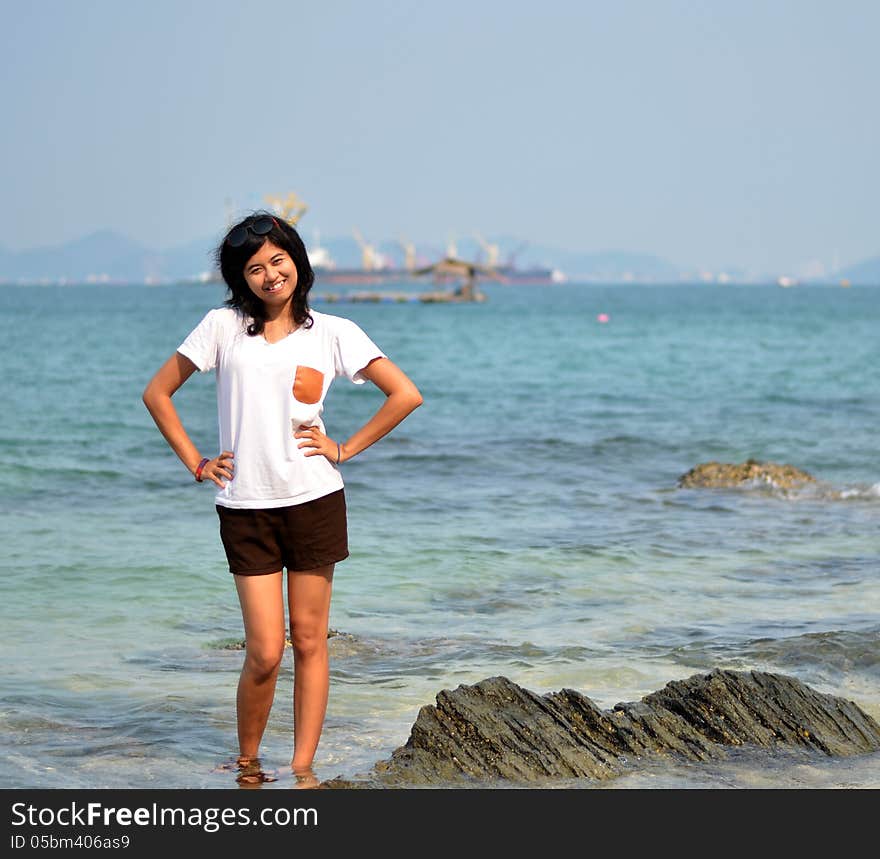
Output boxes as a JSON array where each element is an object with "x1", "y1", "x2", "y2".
[
  {"x1": 0, "y1": 230, "x2": 703, "y2": 284},
  {"x1": 838, "y1": 256, "x2": 880, "y2": 285},
  {"x1": 0, "y1": 230, "x2": 217, "y2": 283},
  {"x1": 3, "y1": 228, "x2": 877, "y2": 285}
]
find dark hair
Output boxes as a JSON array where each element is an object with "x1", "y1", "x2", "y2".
[{"x1": 215, "y1": 211, "x2": 314, "y2": 336}]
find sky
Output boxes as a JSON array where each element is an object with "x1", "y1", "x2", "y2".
[{"x1": 2, "y1": 0, "x2": 878, "y2": 276}]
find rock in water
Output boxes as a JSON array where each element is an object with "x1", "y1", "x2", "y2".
[
  {"x1": 678, "y1": 459, "x2": 815, "y2": 489},
  {"x1": 324, "y1": 669, "x2": 880, "y2": 787}
]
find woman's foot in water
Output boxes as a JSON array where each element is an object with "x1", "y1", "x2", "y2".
[
  {"x1": 292, "y1": 764, "x2": 320, "y2": 789},
  {"x1": 234, "y1": 756, "x2": 277, "y2": 786}
]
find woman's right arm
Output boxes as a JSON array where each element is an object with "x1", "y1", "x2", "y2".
[{"x1": 142, "y1": 352, "x2": 234, "y2": 488}]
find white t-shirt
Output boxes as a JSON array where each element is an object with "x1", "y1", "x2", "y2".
[{"x1": 178, "y1": 307, "x2": 385, "y2": 509}]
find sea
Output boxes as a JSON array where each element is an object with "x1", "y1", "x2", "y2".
[{"x1": 1, "y1": 280, "x2": 878, "y2": 790}]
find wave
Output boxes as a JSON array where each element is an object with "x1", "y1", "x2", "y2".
[
  {"x1": 838, "y1": 482, "x2": 880, "y2": 500},
  {"x1": 210, "y1": 630, "x2": 602, "y2": 678},
  {"x1": 666, "y1": 627, "x2": 880, "y2": 688},
  {"x1": 761, "y1": 393, "x2": 872, "y2": 410},
  {"x1": 678, "y1": 477, "x2": 880, "y2": 502},
  {"x1": 773, "y1": 480, "x2": 880, "y2": 502}
]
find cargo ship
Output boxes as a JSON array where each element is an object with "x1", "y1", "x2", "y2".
[
  {"x1": 309, "y1": 238, "x2": 566, "y2": 285},
  {"x1": 248, "y1": 194, "x2": 567, "y2": 286}
]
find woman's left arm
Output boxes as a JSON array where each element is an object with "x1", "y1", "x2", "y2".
[{"x1": 296, "y1": 357, "x2": 422, "y2": 463}]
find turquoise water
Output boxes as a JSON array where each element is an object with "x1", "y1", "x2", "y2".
[{"x1": 1, "y1": 281, "x2": 878, "y2": 788}]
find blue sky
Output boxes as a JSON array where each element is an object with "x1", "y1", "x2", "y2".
[{"x1": 2, "y1": 0, "x2": 877, "y2": 275}]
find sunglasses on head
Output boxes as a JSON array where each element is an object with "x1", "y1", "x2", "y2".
[{"x1": 225, "y1": 216, "x2": 278, "y2": 248}]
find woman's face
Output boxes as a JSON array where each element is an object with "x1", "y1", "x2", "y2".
[{"x1": 243, "y1": 240, "x2": 298, "y2": 308}]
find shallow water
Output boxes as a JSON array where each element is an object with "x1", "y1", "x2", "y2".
[{"x1": 1, "y1": 281, "x2": 878, "y2": 788}]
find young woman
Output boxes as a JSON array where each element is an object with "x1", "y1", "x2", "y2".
[{"x1": 142, "y1": 212, "x2": 422, "y2": 783}]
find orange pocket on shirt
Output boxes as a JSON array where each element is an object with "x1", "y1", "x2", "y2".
[{"x1": 292, "y1": 365, "x2": 324, "y2": 404}]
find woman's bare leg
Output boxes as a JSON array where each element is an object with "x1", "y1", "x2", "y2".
[
  {"x1": 233, "y1": 572, "x2": 286, "y2": 760},
  {"x1": 287, "y1": 564, "x2": 334, "y2": 772}
]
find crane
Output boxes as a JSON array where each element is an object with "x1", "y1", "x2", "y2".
[
  {"x1": 473, "y1": 232, "x2": 500, "y2": 268},
  {"x1": 397, "y1": 237, "x2": 417, "y2": 272},
  {"x1": 352, "y1": 228, "x2": 385, "y2": 270},
  {"x1": 264, "y1": 192, "x2": 308, "y2": 225}
]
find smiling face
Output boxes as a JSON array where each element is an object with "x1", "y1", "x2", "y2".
[{"x1": 243, "y1": 240, "x2": 299, "y2": 310}]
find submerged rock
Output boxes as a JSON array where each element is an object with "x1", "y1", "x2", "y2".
[
  {"x1": 324, "y1": 669, "x2": 880, "y2": 787},
  {"x1": 219, "y1": 628, "x2": 344, "y2": 651},
  {"x1": 678, "y1": 459, "x2": 816, "y2": 489}
]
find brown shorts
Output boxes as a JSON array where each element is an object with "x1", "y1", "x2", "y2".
[{"x1": 215, "y1": 489, "x2": 349, "y2": 575}]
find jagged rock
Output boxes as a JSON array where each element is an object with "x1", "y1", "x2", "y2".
[
  {"x1": 678, "y1": 459, "x2": 816, "y2": 489},
  {"x1": 323, "y1": 669, "x2": 880, "y2": 787}
]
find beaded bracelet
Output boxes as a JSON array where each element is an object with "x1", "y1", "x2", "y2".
[{"x1": 194, "y1": 457, "x2": 210, "y2": 482}]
